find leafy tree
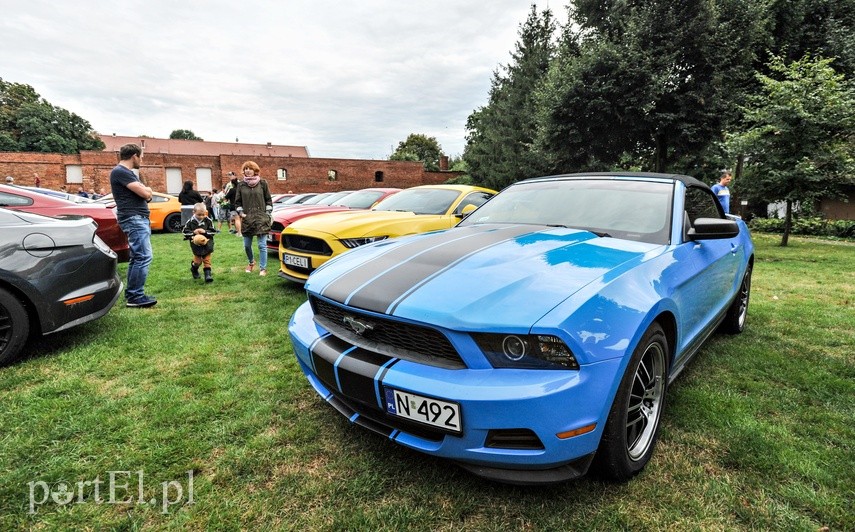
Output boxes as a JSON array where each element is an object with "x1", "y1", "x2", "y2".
[
  {"x1": 727, "y1": 55, "x2": 855, "y2": 246},
  {"x1": 464, "y1": 5, "x2": 557, "y2": 189},
  {"x1": 390, "y1": 134, "x2": 443, "y2": 171},
  {"x1": 0, "y1": 78, "x2": 104, "y2": 153},
  {"x1": 536, "y1": 0, "x2": 767, "y2": 175},
  {"x1": 169, "y1": 129, "x2": 203, "y2": 140}
]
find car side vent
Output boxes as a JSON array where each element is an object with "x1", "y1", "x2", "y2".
[{"x1": 485, "y1": 429, "x2": 545, "y2": 450}]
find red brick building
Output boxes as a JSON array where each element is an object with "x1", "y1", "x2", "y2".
[{"x1": 0, "y1": 135, "x2": 460, "y2": 196}]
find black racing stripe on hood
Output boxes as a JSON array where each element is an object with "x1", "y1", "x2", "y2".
[{"x1": 340, "y1": 224, "x2": 537, "y2": 314}]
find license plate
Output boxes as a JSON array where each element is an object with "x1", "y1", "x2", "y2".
[
  {"x1": 384, "y1": 388, "x2": 461, "y2": 433},
  {"x1": 283, "y1": 253, "x2": 309, "y2": 269}
]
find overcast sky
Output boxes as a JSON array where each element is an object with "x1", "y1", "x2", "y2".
[{"x1": 1, "y1": 1, "x2": 566, "y2": 160}]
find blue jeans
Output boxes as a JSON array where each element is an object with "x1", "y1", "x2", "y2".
[
  {"x1": 118, "y1": 215, "x2": 153, "y2": 301},
  {"x1": 244, "y1": 234, "x2": 268, "y2": 270}
]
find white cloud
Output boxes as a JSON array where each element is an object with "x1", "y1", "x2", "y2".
[{"x1": 0, "y1": 1, "x2": 566, "y2": 159}]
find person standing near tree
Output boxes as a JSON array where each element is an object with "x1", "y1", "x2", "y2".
[
  {"x1": 110, "y1": 143, "x2": 157, "y2": 308},
  {"x1": 234, "y1": 161, "x2": 273, "y2": 276},
  {"x1": 711, "y1": 170, "x2": 733, "y2": 214}
]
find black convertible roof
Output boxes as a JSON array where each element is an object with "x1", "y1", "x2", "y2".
[{"x1": 522, "y1": 171, "x2": 710, "y2": 190}]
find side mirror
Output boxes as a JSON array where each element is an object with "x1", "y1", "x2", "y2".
[
  {"x1": 687, "y1": 218, "x2": 740, "y2": 240},
  {"x1": 456, "y1": 204, "x2": 478, "y2": 218}
]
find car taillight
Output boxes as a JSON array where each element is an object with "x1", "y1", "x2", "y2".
[{"x1": 93, "y1": 234, "x2": 116, "y2": 257}]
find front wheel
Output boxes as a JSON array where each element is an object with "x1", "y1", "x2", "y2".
[
  {"x1": 0, "y1": 287, "x2": 30, "y2": 365},
  {"x1": 163, "y1": 213, "x2": 182, "y2": 233},
  {"x1": 594, "y1": 323, "x2": 668, "y2": 481}
]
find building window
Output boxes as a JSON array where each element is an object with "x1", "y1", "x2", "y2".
[
  {"x1": 277, "y1": 168, "x2": 288, "y2": 181},
  {"x1": 65, "y1": 165, "x2": 83, "y2": 184},
  {"x1": 374, "y1": 171, "x2": 384, "y2": 183},
  {"x1": 328, "y1": 169, "x2": 338, "y2": 181}
]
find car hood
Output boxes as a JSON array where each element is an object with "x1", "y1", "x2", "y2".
[
  {"x1": 274, "y1": 205, "x2": 348, "y2": 224},
  {"x1": 307, "y1": 223, "x2": 662, "y2": 330},
  {"x1": 286, "y1": 210, "x2": 450, "y2": 238}
]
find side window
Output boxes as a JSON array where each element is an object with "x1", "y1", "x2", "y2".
[
  {"x1": 684, "y1": 186, "x2": 723, "y2": 225},
  {"x1": 0, "y1": 192, "x2": 34, "y2": 207},
  {"x1": 455, "y1": 192, "x2": 493, "y2": 214}
]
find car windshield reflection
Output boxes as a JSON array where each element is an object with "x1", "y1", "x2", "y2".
[{"x1": 459, "y1": 179, "x2": 673, "y2": 244}]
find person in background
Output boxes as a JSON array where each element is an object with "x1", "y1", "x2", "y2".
[
  {"x1": 234, "y1": 161, "x2": 273, "y2": 276},
  {"x1": 77, "y1": 187, "x2": 89, "y2": 198},
  {"x1": 182, "y1": 202, "x2": 217, "y2": 283},
  {"x1": 178, "y1": 180, "x2": 203, "y2": 205},
  {"x1": 110, "y1": 143, "x2": 157, "y2": 308},
  {"x1": 4, "y1": 176, "x2": 12, "y2": 184},
  {"x1": 224, "y1": 177, "x2": 241, "y2": 235},
  {"x1": 711, "y1": 170, "x2": 733, "y2": 214},
  {"x1": 211, "y1": 188, "x2": 226, "y2": 230}
]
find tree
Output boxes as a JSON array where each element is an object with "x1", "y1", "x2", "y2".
[
  {"x1": 536, "y1": 0, "x2": 768, "y2": 175},
  {"x1": 464, "y1": 5, "x2": 557, "y2": 189},
  {"x1": 390, "y1": 134, "x2": 443, "y2": 171},
  {"x1": 727, "y1": 55, "x2": 855, "y2": 246},
  {"x1": 0, "y1": 78, "x2": 104, "y2": 153},
  {"x1": 169, "y1": 129, "x2": 203, "y2": 140}
]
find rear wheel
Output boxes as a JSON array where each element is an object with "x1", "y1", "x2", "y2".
[
  {"x1": 721, "y1": 265, "x2": 752, "y2": 334},
  {"x1": 0, "y1": 287, "x2": 30, "y2": 365},
  {"x1": 594, "y1": 323, "x2": 668, "y2": 480},
  {"x1": 164, "y1": 213, "x2": 182, "y2": 233}
]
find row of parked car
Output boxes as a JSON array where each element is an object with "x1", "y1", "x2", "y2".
[{"x1": 2, "y1": 174, "x2": 756, "y2": 486}]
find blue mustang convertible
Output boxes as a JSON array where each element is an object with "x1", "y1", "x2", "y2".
[{"x1": 288, "y1": 172, "x2": 754, "y2": 484}]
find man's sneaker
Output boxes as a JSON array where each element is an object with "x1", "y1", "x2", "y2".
[
  {"x1": 245, "y1": 262, "x2": 255, "y2": 273},
  {"x1": 259, "y1": 269, "x2": 267, "y2": 277},
  {"x1": 126, "y1": 296, "x2": 157, "y2": 308}
]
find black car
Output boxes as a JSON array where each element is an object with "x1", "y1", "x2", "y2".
[{"x1": 0, "y1": 208, "x2": 122, "y2": 365}]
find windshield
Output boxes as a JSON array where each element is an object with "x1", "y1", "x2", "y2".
[
  {"x1": 315, "y1": 191, "x2": 352, "y2": 206},
  {"x1": 459, "y1": 179, "x2": 673, "y2": 244},
  {"x1": 333, "y1": 190, "x2": 388, "y2": 209},
  {"x1": 373, "y1": 188, "x2": 460, "y2": 215}
]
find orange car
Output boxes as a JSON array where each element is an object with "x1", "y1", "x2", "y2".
[{"x1": 97, "y1": 192, "x2": 183, "y2": 232}]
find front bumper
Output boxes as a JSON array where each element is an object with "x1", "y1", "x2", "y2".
[{"x1": 288, "y1": 301, "x2": 621, "y2": 484}]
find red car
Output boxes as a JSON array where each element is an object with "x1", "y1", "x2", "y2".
[
  {"x1": 0, "y1": 184, "x2": 129, "y2": 262},
  {"x1": 267, "y1": 188, "x2": 400, "y2": 256}
]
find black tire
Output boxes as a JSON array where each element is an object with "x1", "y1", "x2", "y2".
[
  {"x1": 0, "y1": 287, "x2": 30, "y2": 365},
  {"x1": 594, "y1": 323, "x2": 669, "y2": 481},
  {"x1": 721, "y1": 265, "x2": 752, "y2": 334},
  {"x1": 164, "y1": 213, "x2": 182, "y2": 233}
]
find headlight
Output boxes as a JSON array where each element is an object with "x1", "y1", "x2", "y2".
[
  {"x1": 339, "y1": 236, "x2": 388, "y2": 249},
  {"x1": 473, "y1": 333, "x2": 579, "y2": 370}
]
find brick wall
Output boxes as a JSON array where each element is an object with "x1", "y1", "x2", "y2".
[{"x1": 0, "y1": 152, "x2": 463, "y2": 195}]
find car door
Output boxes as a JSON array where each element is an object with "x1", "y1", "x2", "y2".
[{"x1": 675, "y1": 185, "x2": 742, "y2": 351}]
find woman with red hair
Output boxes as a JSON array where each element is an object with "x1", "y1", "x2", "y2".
[{"x1": 234, "y1": 160, "x2": 273, "y2": 276}]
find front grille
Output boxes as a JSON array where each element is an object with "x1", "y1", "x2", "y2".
[
  {"x1": 284, "y1": 234, "x2": 332, "y2": 256},
  {"x1": 311, "y1": 296, "x2": 465, "y2": 369}
]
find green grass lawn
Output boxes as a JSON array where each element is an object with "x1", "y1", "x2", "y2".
[{"x1": 0, "y1": 232, "x2": 852, "y2": 530}]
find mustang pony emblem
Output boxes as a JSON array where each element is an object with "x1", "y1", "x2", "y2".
[{"x1": 342, "y1": 315, "x2": 374, "y2": 336}]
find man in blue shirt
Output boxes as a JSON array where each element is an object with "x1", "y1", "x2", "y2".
[
  {"x1": 110, "y1": 144, "x2": 157, "y2": 308},
  {"x1": 711, "y1": 170, "x2": 733, "y2": 214}
]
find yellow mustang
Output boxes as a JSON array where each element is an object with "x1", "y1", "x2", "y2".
[{"x1": 278, "y1": 184, "x2": 496, "y2": 283}]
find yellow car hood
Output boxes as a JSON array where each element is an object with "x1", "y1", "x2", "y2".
[{"x1": 284, "y1": 210, "x2": 456, "y2": 238}]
